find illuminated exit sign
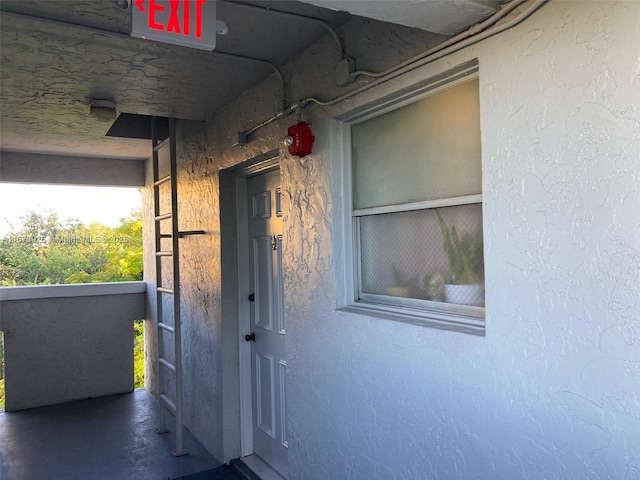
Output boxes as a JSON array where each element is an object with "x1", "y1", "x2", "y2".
[{"x1": 132, "y1": 0, "x2": 219, "y2": 51}]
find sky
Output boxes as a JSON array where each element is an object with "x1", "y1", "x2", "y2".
[{"x1": 0, "y1": 184, "x2": 142, "y2": 236}]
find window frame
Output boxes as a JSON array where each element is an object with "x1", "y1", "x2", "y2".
[{"x1": 335, "y1": 62, "x2": 485, "y2": 335}]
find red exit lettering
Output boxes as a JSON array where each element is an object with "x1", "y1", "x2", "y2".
[{"x1": 135, "y1": 0, "x2": 207, "y2": 39}]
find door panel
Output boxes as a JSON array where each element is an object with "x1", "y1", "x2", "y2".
[
  {"x1": 248, "y1": 169, "x2": 288, "y2": 479},
  {"x1": 253, "y1": 236, "x2": 274, "y2": 332},
  {"x1": 278, "y1": 360, "x2": 288, "y2": 448},
  {"x1": 275, "y1": 235, "x2": 284, "y2": 334},
  {"x1": 252, "y1": 191, "x2": 272, "y2": 219},
  {"x1": 256, "y1": 353, "x2": 275, "y2": 437}
]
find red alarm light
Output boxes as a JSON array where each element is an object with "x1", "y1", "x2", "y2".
[{"x1": 285, "y1": 122, "x2": 315, "y2": 157}]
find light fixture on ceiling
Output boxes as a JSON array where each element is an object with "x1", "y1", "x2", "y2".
[
  {"x1": 112, "y1": 0, "x2": 131, "y2": 11},
  {"x1": 90, "y1": 99, "x2": 117, "y2": 122}
]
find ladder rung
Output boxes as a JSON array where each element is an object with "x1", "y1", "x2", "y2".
[
  {"x1": 157, "y1": 287, "x2": 174, "y2": 295},
  {"x1": 159, "y1": 393, "x2": 177, "y2": 415},
  {"x1": 156, "y1": 251, "x2": 173, "y2": 257},
  {"x1": 155, "y1": 213, "x2": 172, "y2": 222},
  {"x1": 154, "y1": 174, "x2": 171, "y2": 187},
  {"x1": 178, "y1": 230, "x2": 206, "y2": 237},
  {"x1": 159, "y1": 357, "x2": 176, "y2": 373},
  {"x1": 160, "y1": 234, "x2": 172, "y2": 239},
  {"x1": 158, "y1": 322, "x2": 175, "y2": 334},
  {"x1": 154, "y1": 137, "x2": 170, "y2": 152}
]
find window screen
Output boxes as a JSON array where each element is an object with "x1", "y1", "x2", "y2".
[{"x1": 349, "y1": 76, "x2": 485, "y2": 323}]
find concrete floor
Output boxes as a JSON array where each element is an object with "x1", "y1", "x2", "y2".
[{"x1": 0, "y1": 389, "x2": 220, "y2": 480}]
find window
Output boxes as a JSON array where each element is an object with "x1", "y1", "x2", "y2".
[{"x1": 340, "y1": 68, "x2": 485, "y2": 334}]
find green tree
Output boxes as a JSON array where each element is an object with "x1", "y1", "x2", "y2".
[
  {"x1": 0, "y1": 210, "x2": 79, "y2": 285},
  {"x1": 86, "y1": 211, "x2": 143, "y2": 282},
  {"x1": 0, "y1": 334, "x2": 4, "y2": 410},
  {"x1": 0, "y1": 210, "x2": 143, "y2": 285},
  {"x1": 133, "y1": 320, "x2": 145, "y2": 389}
]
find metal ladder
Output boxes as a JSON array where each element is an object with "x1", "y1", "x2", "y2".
[{"x1": 151, "y1": 117, "x2": 192, "y2": 457}]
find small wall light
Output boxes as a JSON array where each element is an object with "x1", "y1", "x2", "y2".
[{"x1": 90, "y1": 100, "x2": 117, "y2": 122}]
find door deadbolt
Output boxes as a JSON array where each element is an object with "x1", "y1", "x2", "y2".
[
  {"x1": 248, "y1": 293, "x2": 255, "y2": 302},
  {"x1": 245, "y1": 332, "x2": 256, "y2": 342}
]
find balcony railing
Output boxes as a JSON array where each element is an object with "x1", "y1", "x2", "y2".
[{"x1": 0, "y1": 282, "x2": 146, "y2": 411}]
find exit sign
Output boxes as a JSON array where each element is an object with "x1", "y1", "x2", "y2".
[{"x1": 132, "y1": 0, "x2": 218, "y2": 51}]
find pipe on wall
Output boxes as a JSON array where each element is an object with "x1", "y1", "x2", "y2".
[
  {"x1": 236, "y1": 0, "x2": 549, "y2": 141},
  {"x1": 305, "y1": 0, "x2": 548, "y2": 107}
]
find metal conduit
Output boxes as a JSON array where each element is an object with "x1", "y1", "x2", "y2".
[
  {"x1": 236, "y1": 0, "x2": 549, "y2": 140},
  {"x1": 213, "y1": 50, "x2": 287, "y2": 108},
  {"x1": 350, "y1": 0, "x2": 530, "y2": 80},
  {"x1": 304, "y1": 0, "x2": 549, "y2": 107}
]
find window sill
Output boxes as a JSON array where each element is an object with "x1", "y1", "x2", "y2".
[{"x1": 339, "y1": 301, "x2": 485, "y2": 336}]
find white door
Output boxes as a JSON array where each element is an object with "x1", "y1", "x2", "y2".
[{"x1": 247, "y1": 169, "x2": 288, "y2": 478}]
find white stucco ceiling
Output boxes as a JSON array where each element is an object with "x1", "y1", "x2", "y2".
[{"x1": 0, "y1": 0, "x2": 506, "y2": 160}]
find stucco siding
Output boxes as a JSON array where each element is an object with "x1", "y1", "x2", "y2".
[
  {"x1": 143, "y1": 1, "x2": 640, "y2": 477},
  {"x1": 1, "y1": 285, "x2": 145, "y2": 411}
]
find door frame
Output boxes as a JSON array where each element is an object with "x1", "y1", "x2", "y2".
[{"x1": 231, "y1": 152, "x2": 282, "y2": 457}]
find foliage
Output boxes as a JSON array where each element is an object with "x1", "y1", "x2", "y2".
[
  {"x1": 134, "y1": 320, "x2": 145, "y2": 389},
  {"x1": 436, "y1": 209, "x2": 484, "y2": 285},
  {"x1": 0, "y1": 209, "x2": 143, "y2": 286},
  {"x1": 0, "y1": 333, "x2": 4, "y2": 410}
]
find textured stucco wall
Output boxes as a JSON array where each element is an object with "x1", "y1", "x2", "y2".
[
  {"x1": 1, "y1": 288, "x2": 145, "y2": 411},
  {"x1": 143, "y1": 1, "x2": 640, "y2": 477},
  {"x1": 142, "y1": 15, "x2": 446, "y2": 463}
]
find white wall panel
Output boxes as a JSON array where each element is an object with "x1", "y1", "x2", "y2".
[
  {"x1": 1, "y1": 286, "x2": 145, "y2": 411},
  {"x1": 144, "y1": 1, "x2": 640, "y2": 475}
]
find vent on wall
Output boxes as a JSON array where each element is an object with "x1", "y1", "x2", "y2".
[{"x1": 106, "y1": 114, "x2": 169, "y2": 140}]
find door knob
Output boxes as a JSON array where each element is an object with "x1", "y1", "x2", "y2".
[
  {"x1": 245, "y1": 332, "x2": 256, "y2": 342},
  {"x1": 248, "y1": 293, "x2": 255, "y2": 302}
]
